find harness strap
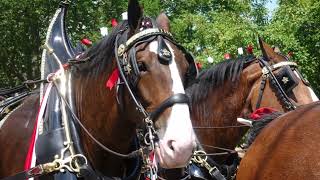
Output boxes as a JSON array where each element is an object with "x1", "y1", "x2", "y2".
[
  {"x1": 294, "y1": 69, "x2": 310, "y2": 86},
  {"x1": 255, "y1": 75, "x2": 267, "y2": 109},
  {"x1": 115, "y1": 33, "x2": 149, "y2": 118},
  {"x1": 191, "y1": 151, "x2": 226, "y2": 180},
  {"x1": 149, "y1": 93, "x2": 189, "y2": 121},
  {"x1": 0, "y1": 162, "x2": 58, "y2": 180},
  {"x1": 0, "y1": 92, "x2": 30, "y2": 115},
  {"x1": 54, "y1": 81, "x2": 144, "y2": 159},
  {"x1": 0, "y1": 79, "x2": 46, "y2": 98},
  {"x1": 269, "y1": 76, "x2": 296, "y2": 110},
  {"x1": 0, "y1": 85, "x2": 27, "y2": 97}
]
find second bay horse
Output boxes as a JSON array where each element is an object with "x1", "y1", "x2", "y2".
[
  {"x1": 0, "y1": 0, "x2": 197, "y2": 179},
  {"x1": 188, "y1": 38, "x2": 317, "y2": 163},
  {"x1": 237, "y1": 101, "x2": 320, "y2": 180}
]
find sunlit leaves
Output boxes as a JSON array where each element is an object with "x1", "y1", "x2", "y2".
[
  {"x1": 263, "y1": 0, "x2": 320, "y2": 94},
  {"x1": 0, "y1": 0, "x2": 319, "y2": 95}
]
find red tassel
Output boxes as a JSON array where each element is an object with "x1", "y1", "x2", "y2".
[
  {"x1": 111, "y1": 18, "x2": 118, "y2": 27},
  {"x1": 247, "y1": 44, "x2": 254, "y2": 54},
  {"x1": 196, "y1": 62, "x2": 202, "y2": 70},
  {"x1": 81, "y1": 38, "x2": 92, "y2": 47},
  {"x1": 224, "y1": 53, "x2": 231, "y2": 60},
  {"x1": 106, "y1": 68, "x2": 119, "y2": 90}
]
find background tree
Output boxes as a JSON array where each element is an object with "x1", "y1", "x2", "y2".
[
  {"x1": 0, "y1": 0, "x2": 319, "y2": 95},
  {"x1": 262, "y1": 0, "x2": 320, "y2": 94}
]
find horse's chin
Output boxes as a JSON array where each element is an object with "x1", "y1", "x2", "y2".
[{"x1": 154, "y1": 141, "x2": 192, "y2": 169}]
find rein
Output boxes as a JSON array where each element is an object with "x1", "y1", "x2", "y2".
[
  {"x1": 0, "y1": 79, "x2": 47, "y2": 97},
  {"x1": 0, "y1": 80, "x2": 47, "y2": 117},
  {"x1": 54, "y1": 80, "x2": 145, "y2": 159},
  {"x1": 193, "y1": 125, "x2": 251, "y2": 129}
]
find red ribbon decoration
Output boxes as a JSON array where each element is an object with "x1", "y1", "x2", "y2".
[
  {"x1": 111, "y1": 18, "x2": 118, "y2": 27},
  {"x1": 81, "y1": 38, "x2": 93, "y2": 47},
  {"x1": 250, "y1": 107, "x2": 277, "y2": 120},
  {"x1": 247, "y1": 44, "x2": 254, "y2": 54},
  {"x1": 106, "y1": 68, "x2": 119, "y2": 90},
  {"x1": 224, "y1": 53, "x2": 231, "y2": 60},
  {"x1": 196, "y1": 62, "x2": 202, "y2": 70}
]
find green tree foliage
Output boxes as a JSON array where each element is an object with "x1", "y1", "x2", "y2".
[
  {"x1": 0, "y1": 0, "x2": 53, "y2": 87},
  {"x1": 0, "y1": 0, "x2": 319, "y2": 95},
  {"x1": 262, "y1": 0, "x2": 320, "y2": 94},
  {"x1": 0, "y1": 0, "x2": 128, "y2": 87},
  {"x1": 251, "y1": 0, "x2": 269, "y2": 27},
  {"x1": 163, "y1": 0, "x2": 256, "y2": 65}
]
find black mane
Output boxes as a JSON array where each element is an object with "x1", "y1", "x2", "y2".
[
  {"x1": 73, "y1": 21, "x2": 129, "y2": 76},
  {"x1": 186, "y1": 56, "x2": 254, "y2": 100},
  {"x1": 198, "y1": 56, "x2": 254, "y2": 86}
]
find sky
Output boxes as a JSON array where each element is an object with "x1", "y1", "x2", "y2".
[{"x1": 266, "y1": 0, "x2": 278, "y2": 18}]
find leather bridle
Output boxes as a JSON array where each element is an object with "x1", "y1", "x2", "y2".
[
  {"x1": 255, "y1": 58, "x2": 299, "y2": 111},
  {"x1": 113, "y1": 27, "x2": 194, "y2": 178},
  {"x1": 184, "y1": 57, "x2": 309, "y2": 180},
  {"x1": 115, "y1": 27, "x2": 191, "y2": 127}
]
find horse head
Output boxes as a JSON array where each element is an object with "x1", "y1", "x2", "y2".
[
  {"x1": 241, "y1": 37, "x2": 318, "y2": 116},
  {"x1": 72, "y1": 0, "x2": 196, "y2": 174},
  {"x1": 186, "y1": 37, "x2": 318, "y2": 168}
]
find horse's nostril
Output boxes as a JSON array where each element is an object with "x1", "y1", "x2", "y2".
[
  {"x1": 137, "y1": 61, "x2": 147, "y2": 72},
  {"x1": 167, "y1": 140, "x2": 175, "y2": 151}
]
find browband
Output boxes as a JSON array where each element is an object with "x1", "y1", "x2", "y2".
[
  {"x1": 117, "y1": 28, "x2": 174, "y2": 57},
  {"x1": 262, "y1": 61, "x2": 297, "y2": 75}
]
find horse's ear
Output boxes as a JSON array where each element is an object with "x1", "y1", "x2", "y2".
[
  {"x1": 258, "y1": 36, "x2": 285, "y2": 63},
  {"x1": 156, "y1": 13, "x2": 170, "y2": 31},
  {"x1": 258, "y1": 37, "x2": 269, "y2": 60},
  {"x1": 128, "y1": 0, "x2": 143, "y2": 30}
]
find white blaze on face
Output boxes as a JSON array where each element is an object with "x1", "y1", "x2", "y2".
[
  {"x1": 294, "y1": 71, "x2": 319, "y2": 102},
  {"x1": 149, "y1": 41, "x2": 158, "y2": 54},
  {"x1": 149, "y1": 40, "x2": 195, "y2": 168},
  {"x1": 307, "y1": 87, "x2": 319, "y2": 101}
]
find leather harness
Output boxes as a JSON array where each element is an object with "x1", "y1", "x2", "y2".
[{"x1": 0, "y1": 1, "x2": 198, "y2": 180}]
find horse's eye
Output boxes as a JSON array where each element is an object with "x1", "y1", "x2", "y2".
[{"x1": 138, "y1": 61, "x2": 147, "y2": 72}]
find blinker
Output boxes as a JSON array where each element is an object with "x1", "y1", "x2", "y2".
[
  {"x1": 274, "y1": 66, "x2": 299, "y2": 94},
  {"x1": 160, "y1": 48, "x2": 171, "y2": 59},
  {"x1": 158, "y1": 36, "x2": 172, "y2": 65}
]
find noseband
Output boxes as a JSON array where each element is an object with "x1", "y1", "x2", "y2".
[{"x1": 255, "y1": 59, "x2": 304, "y2": 111}]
